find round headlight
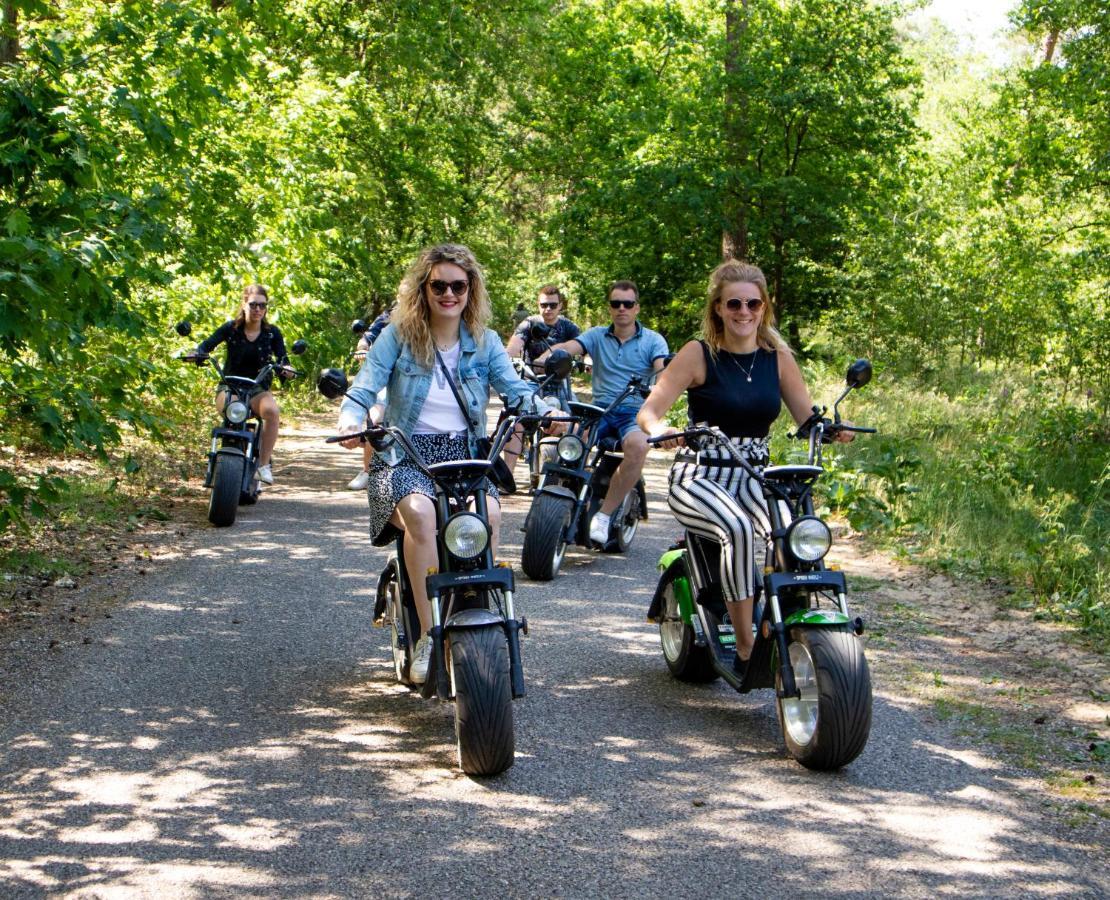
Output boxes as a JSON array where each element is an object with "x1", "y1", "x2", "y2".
[
  {"x1": 787, "y1": 516, "x2": 832, "y2": 562},
  {"x1": 557, "y1": 435, "x2": 584, "y2": 463},
  {"x1": 444, "y1": 513, "x2": 490, "y2": 560},
  {"x1": 226, "y1": 400, "x2": 249, "y2": 424}
]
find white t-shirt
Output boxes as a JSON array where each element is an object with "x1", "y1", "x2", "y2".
[{"x1": 414, "y1": 342, "x2": 470, "y2": 434}]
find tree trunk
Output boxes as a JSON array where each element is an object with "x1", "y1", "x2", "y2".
[
  {"x1": 721, "y1": 0, "x2": 751, "y2": 261},
  {"x1": 1, "y1": 2, "x2": 18, "y2": 65}
]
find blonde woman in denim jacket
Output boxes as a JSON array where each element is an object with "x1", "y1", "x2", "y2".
[{"x1": 336, "y1": 243, "x2": 561, "y2": 683}]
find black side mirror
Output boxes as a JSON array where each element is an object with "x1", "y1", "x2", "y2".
[
  {"x1": 351, "y1": 319, "x2": 368, "y2": 335},
  {"x1": 175, "y1": 321, "x2": 192, "y2": 337},
  {"x1": 317, "y1": 367, "x2": 350, "y2": 400},
  {"x1": 545, "y1": 348, "x2": 573, "y2": 380},
  {"x1": 528, "y1": 321, "x2": 551, "y2": 341},
  {"x1": 846, "y1": 359, "x2": 872, "y2": 389},
  {"x1": 661, "y1": 353, "x2": 675, "y2": 369},
  {"x1": 291, "y1": 339, "x2": 308, "y2": 356}
]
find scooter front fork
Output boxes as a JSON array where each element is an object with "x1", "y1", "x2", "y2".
[{"x1": 769, "y1": 592, "x2": 798, "y2": 699}]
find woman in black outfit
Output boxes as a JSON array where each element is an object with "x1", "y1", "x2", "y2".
[
  {"x1": 196, "y1": 284, "x2": 294, "y2": 484},
  {"x1": 637, "y1": 260, "x2": 853, "y2": 673}
]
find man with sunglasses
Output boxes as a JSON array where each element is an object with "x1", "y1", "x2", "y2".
[
  {"x1": 549, "y1": 280, "x2": 669, "y2": 545},
  {"x1": 505, "y1": 284, "x2": 581, "y2": 369}
]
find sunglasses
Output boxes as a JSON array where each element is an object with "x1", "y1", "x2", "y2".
[
  {"x1": 724, "y1": 297, "x2": 764, "y2": 312},
  {"x1": 428, "y1": 279, "x2": 470, "y2": 297},
  {"x1": 247, "y1": 301, "x2": 268, "y2": 309},
  {"x1": 609, "y1": 299, "x2": 637, "y2": 309},
  {"x1": 539, "y1": 301, "x2": 559, "y2": 310}
]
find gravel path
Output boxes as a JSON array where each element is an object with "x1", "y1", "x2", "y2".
[{"x1": 1, "y1": 421, "x2": 1106, "y2": 898}]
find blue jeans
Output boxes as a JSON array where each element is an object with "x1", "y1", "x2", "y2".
[{"x1": 595, "y1": 403, "x2": 641, "y2": 446}]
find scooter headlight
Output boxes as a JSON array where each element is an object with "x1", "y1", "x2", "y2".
[
  {"x1": 787, "y1": 516, "x2": 832, "y2": 562},
  {"x1": 557, "y1": 435, "x2": 584, "y2": 463},
  {"x1": 443, "y1": 513, "x2": 490, "y2": 560},
  {"x1": 226, "y1": 400, "x2": 249, "y2": 424}
]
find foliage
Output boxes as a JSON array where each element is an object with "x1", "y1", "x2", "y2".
[
  {"x1": 791, "y1": 364, "x2": 1110, "y2": 637},
  {"x1": 0, "y1": 0, "x2": 1106, "y2": 639}
]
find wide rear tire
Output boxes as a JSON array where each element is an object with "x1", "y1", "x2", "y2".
[
  {"x1": 521, "y1": 494, "x2": 572, "y2": 581},
  {"x1": 776, "y1": 626, "x2": 872, "y2": 770},
  {"x1": 658, "y1": 574, "x2": 718, "y2": 683},
  {"x1": 449, "y1": 626, "x2": 515, "y2": 776},
  {"x1": 208, "y1": 454, "x2": 242, "y2": 527}
]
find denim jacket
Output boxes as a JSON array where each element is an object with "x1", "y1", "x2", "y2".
[{"x1": 338, "y1": 321, "x2": 551, "y2": 456}]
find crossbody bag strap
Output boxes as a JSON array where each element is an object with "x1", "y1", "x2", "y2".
[{"x1": 434, "y1": 348, "x2": 479, "y2": 436}]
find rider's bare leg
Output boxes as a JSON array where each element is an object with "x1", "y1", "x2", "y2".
[
  {"x1": 393, "y1": 494, "x2": 438, "y2": 634},
  {"x1": 501, "y1": 423, "x2": 524, "y2": 470},
  {"x1": 725, "y1": 598, "x2": 755, "y2": 661},
  {"x1": 250, "y1": 391, "x2": 281, "y2": 466},
  {"x1": 598, "y1": 429, "x2": 649, "y2": 516}
]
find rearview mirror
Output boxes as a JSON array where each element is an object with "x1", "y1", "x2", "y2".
[
  {"x1": 351, "y1": 319, "x2": 368, "y2": 335},
  {"x1": 528, "y1": 321, "x2": 551, "y2": 341},
  {"x1": 175, "y1": 321, "x2": 192, "y2": 337},
  {"x1": 846, "y1": 359, "x2": 872, "y2": 389},
  {"x1": 317, "y1": 367, "x2": 350, "y2": 400},
  {"x1": 545, "y1": 348, "x2": 573, "y2": 380},
  {"x1": 291, "y1": 339, "x2": 308, "y2": 356}
]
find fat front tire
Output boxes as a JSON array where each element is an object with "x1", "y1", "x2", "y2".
[
  {"x1": 659, "y1": 576, "x2": 718, "y2": 683},
  {"x1": 449, "y1": 626, "x2": 515, "y2": 776},
  {"x1": 521, "y1": 494, "x2": 572, "y2": 581},
  {"x1": 776, "y1": 626, "x2": 872, "y2": 770},
  {"x1": 208, "y1": 454, "x2": 243, "y2": 527}
]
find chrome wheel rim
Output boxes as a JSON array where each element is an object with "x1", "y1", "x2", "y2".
[
  {"x1": 780, "y1": 641, "x2": 820, "y2": 746},
  {"x1": 659, "y1": 583, "x2": 685, "y2": 662},
  {"x1": 387, "y1": 586, "x2": 405, "y2": 682},
  {"x1": 619, "y1": 493, "x2": 639, "y2": 544}
]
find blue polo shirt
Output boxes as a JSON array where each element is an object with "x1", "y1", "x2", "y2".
[{"x1": 576, "y1": 322, "x2": 669, "y2": 408}]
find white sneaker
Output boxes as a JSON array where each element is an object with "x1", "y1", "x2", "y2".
[
  {"x1": 410, "y1": 634, "x2": 432, "y2": 684},
  {"x1": 589, "y1": 511, "x2": 611, "y2": 545},
  {"x1": 347, "y1": 470, "x2": 370, "y2": 490},
  {"x1": 257, "y1": 464, "x2": 274, "y2": 485}
]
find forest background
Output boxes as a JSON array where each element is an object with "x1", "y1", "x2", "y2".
[{"x1": 1, "y1": 0, "x2": 1106, "y2": 635}]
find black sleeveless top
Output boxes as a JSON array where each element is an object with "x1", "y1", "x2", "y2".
[{"x1": 687, "y1": 342, "x2": 781, "y2": 438}]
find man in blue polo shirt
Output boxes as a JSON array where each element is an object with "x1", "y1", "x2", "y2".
[{"x1": 550, "y1": 280, "x2": 669, "y2": 545}]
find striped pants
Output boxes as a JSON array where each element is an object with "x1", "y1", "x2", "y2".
[{"x1": 666, "y1": 439, "x2": 771, "y2": 604}]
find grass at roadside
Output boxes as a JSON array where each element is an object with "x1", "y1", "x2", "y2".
[
  {"x1": 0, "y1": 386, "x2": 325, "y2": 618},
  {"x1": 777, "y1": 362, "x2": 1109, "y2": 639}
]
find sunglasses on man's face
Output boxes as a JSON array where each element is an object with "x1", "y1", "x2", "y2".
[
  {"x1": 248, "y1": 301, "x2": 268, "y2": 309},
  {"x1": 539, "y1": 302, "x2": 559, "y2": 310},
  {"x1": 724, "y1": 297, "x2": 764, "y2": 312},
  {"x1": 609, "y1": 299, "x2": 637, "y2": 310},
  {"x1": 428, "y1": 279, "x2": 470, "y2": 297}
]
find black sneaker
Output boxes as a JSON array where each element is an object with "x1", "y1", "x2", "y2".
[{"x1": 733, "y1": 653, "x2": 749, "y2": 678}]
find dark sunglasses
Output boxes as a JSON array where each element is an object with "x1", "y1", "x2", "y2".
[
  {"x1": 724, "y1": 297, "x2": 764, "y2": 312},
  {"x1": 247, "y1": 301, "x2": 268, "y2": 309},
  {"x1": 539, "y1": 301, "x2": 559, "y2": 310},
  {"x1": 609, "y1": 299, "x2": 637, "y2": 309},
  {"x1": 428, "y1": 279, "x2": 470, "y2": 297}
]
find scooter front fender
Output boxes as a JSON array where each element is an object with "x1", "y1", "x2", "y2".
[
  {"x1": 444, "y1": 608, "x2": 503, "y2": 630},
  {"x1": 647, "y1": 551, "x2": 692, "y2": 624}
]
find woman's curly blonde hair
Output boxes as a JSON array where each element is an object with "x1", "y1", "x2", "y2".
[
  {"x1": 701, "y1": 259, "x2": 791, "y2": 357},
  {"x1": 392, "y1": 243, "x2": 492, "y2": 365}
]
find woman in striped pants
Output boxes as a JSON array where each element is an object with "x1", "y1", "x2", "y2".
[{"x1": 638, "y1": 260, "x2": 853, "y2": 674}]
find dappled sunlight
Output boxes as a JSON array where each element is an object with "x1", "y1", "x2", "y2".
[{"x1": 921, "y1": 742, "x2": 1001, "y2": 771}]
